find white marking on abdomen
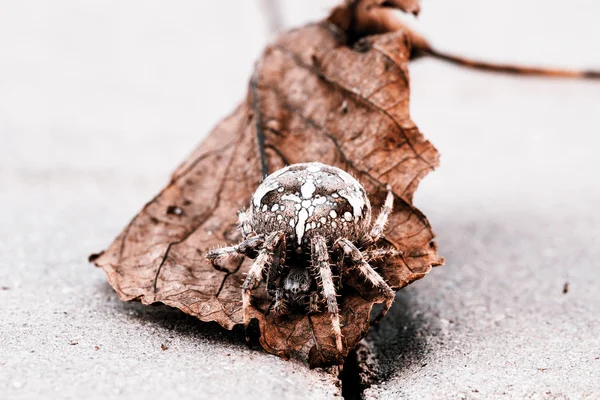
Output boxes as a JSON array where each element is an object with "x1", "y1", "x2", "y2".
[
  {"x1": 301, "y1": 179, "x2": 316, "y2": 199},
  {"x1": 340, "y1": 190, "x2": 365, "y2": 221},
  {"x1": 296, "y1": 208, "x2": 309, "y2": 244},
  {"x1": 282, "y1": 193, "x2": 302, "y2": 203},
  {"x1": 313, "y1": 196, "x2": 327, "y2": 205},
  {"x1": 253, "y1": 181, "x2": 280, "y2": 207}
]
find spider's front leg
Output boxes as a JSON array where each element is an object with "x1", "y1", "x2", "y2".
[
  {"x1": 335, "y1": 238, "x2": 395, "y2": 325},
  {"x1": 363, "y1": 185, "x2": 394, "y2": 247},
  {"x1": 269, "y1": 234, "x2": 289, "y2": 315},
  {"x1": 241, "y1": 231, "x2": 285, "y2": 335},
  {"x1": 266, "y1": 233, "x2": 286, "y2": 297},
  {"x1": 311, "y1": 235, "x2": 343, "y2": 353},
  {"x1": 206, "y1": 234, "x2": 265, "y2": 272}
]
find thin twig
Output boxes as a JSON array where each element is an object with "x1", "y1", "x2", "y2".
[{"x1": 420, "y1": 47, "x2": 600, "y2": 80}]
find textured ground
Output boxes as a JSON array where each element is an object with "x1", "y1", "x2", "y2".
[{"x1": 1, "y1": 1, "x2": 599, "y2": 399}]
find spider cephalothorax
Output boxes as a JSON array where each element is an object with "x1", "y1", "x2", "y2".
[{"x1": 207, "y1": 162, "x2": 400, "y2": 351}]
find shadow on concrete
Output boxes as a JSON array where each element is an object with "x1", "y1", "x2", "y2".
[
  {"x1": 96, "y1": 282, "x2": 260, "y2": 349},
  {"x1": 367, "y1": 288, "x2": 434, "y2": 379}
]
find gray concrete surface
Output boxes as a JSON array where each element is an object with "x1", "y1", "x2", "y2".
[
  {"x1": 362, "y1": 3, "x2": 600, "y2": 397},
  {"x1": 1, "y1": 1, "x2": 599, "y2": 399}
]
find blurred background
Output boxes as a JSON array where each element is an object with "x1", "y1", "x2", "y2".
[
  {"x1": 1, "y1": 0, "x2": 599, "y2": 204},
  {"x1": 1, "y1": 1, "x2": 599, "y2": 399}
]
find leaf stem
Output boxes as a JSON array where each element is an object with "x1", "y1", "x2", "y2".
[{"x1": 419, "y1": 47, "x2": 600, "y2": 80}]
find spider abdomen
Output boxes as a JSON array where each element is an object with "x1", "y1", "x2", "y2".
[{"x1": 249, "y1": 162, "x2": 372, "y2": 249}]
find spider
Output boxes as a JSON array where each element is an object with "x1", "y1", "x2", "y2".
[{"x1": 207, "y1": 162, "x2": 400, "y2": 352}]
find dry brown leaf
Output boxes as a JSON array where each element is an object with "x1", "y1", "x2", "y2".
[{"x1": 90, "y1": 0, "x2": 443, "y2": 367}]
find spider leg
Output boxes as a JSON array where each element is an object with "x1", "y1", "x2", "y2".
[
  {"x1": 266, "y1": 232, "x2": 286, "y2": 297},
  {"x1": 273, "y1": 288, "x2": 289, "y2": 314},
  {"x1": 364, "y1": 247, "x2": 403, "y2": 263},
  {"x1": 311, "y1": 235, "x2": 343, "y2": 353},
  {"x1": 242, "y1": 232, "x2": 285, "y2": 336},
  {"x1": 335, "y1": 238, "x2": 395, "y2": 325},
  {"x1": 206, "y1": 234, "x2": 265, "y2": 271},
  {"x1": 238, "y1": 208, "x2": 254, "y2": 239},
  {"x1": 308, "y1": 292, "x2": 321, "y2": 314},
  {"x1": 364, "y1": 185, "x2": 394, "y2": 246}
]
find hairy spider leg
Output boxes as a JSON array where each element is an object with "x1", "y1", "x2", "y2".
[
  {"x1": 273, "y1": 288, "x2": 288, "y2": 315},
  {"x1": 364, "y1": 185, "x2": 394, "y2": 246},
  {"x1": 241, "y1": 232, "x2": 285, "y2": 339},
  {"x1": 363, "y1": 247, "x2": 404, "y2": 263},
  {"x1": 266, "y1": 233, "x2": 286, "y2": 297},
  {"x1": 206, "y1": 234, "x2": 265, "y2": 271},
  {"x1": 308, "y1": 292, "x2": 321, "y2": 314},
  {"x1": 238, "y1": 209, "x2": 254, "y2": 239},
  {"x1": 335, "y1": 238, "x2": 395, "y2": 325},
  {"x1": 311, "y1": 235, "x2": 343, "y2": 353}
]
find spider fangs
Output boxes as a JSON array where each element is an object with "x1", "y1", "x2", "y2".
[{"x1": 207, "y1": 162, "x2": 400, "y2": 352}]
